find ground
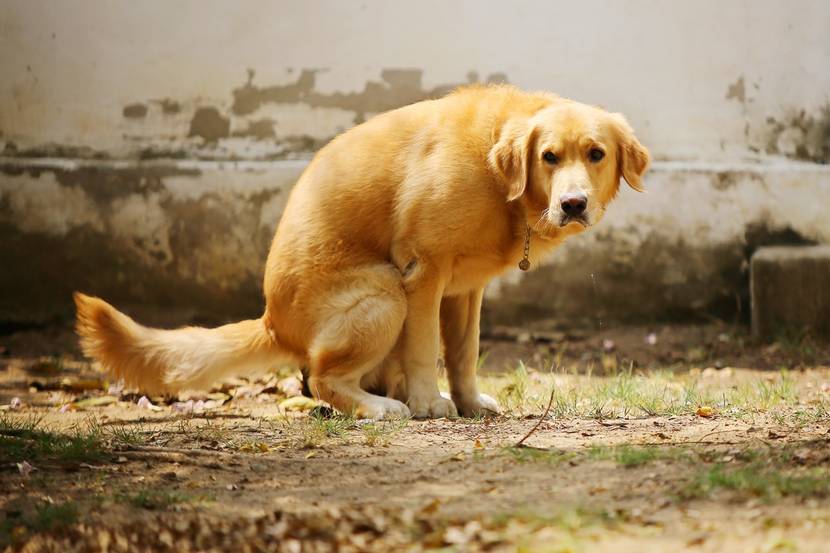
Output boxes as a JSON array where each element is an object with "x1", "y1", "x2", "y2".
[{"x1": 1, "y1": 322, "x2": 829, "y2": 552}]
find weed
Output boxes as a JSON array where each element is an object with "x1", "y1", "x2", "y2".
[
  {"x1": 587, "y1": 445, "x2": 689, "y2": 468},
  {"x1": 106, "y1": 424, "x2": 149, "y2": 447},
  {"x1": 361, "y1": 418, "x2": 409, "y2": 447},
  {"x1": 299, "y1": 412, "x2": 355, "y2": 448},
  {"x1": 505, "y1": 444, "x2": 689, "y2": 468},
  {"x1": 497, "y1": 362, "x2": 530, "y2": 415},
  {"x1": 682, "y1": 464, "x2": 830, "y2": 501},
  {"x1": 475, "y1": 365, "x2": 825, "y2": 424},
  {"x1": 118, "y1": 489, "x2": 194, "y2": 510},
  {"x1": 503, "y1": 446, "x2": 576, "y2": 464},
  {"x1": 0, "y1": 415, "x2": 106, "y2": 465},
  {"x1": 0, "y1": 501, "x2": 79, "y2": 547}
]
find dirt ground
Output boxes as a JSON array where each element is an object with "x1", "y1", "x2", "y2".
[{"x1": 1, "y1": 322, "x2": 829, "y2": 552}]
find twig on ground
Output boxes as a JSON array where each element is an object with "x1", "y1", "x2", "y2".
[
  {"x1": 598, "y1": 420, "x2": 629, "y2": 427},
  {"x1": 120, "y1": 445, "x2": 232, "y2": 457},
  {"x1": 515, "y1": 388, "x2": 555, "y2": 448}
]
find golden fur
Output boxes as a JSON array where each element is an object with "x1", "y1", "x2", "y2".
[{"x1": 75, "y1": 85, "x2": 649, "y2": 419}]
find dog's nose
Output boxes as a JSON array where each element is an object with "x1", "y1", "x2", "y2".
[{"x1": 560, "y1": 193, "x2": 587, "y2": 216}]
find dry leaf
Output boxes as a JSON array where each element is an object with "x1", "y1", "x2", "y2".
[
  {"x1": 420, "y1": 498, "x2": 442, "y2": 515},
  {"x1": 61, "y1": 378, "x2": 106, "y2": 392},
  {"x1": 279, "y1": 396, "x2": 319, "y2": 411},
  {"x1": 72, "y1": 396, "x2": 118, "y2": 410},
  {"x1": 695, "y1": 405, "x2": 716, "y2": 418},
  {"x1": 277, "y1": 376, "x2": 303, "y2": 397}
]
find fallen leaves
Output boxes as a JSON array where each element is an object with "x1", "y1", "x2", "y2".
[
  {"x1": 279, "y1": 396, "x2": 319, "y2": 412},
  {"x1": 695, "y1": 406, "x2": 716, "y2": 418},
  {"x1": 71, "y1": 396, "x2": 119, "y2": 410},
  {"x1": 172, "y1": 399, "x2": 225, "y2": 413},
  {"x1": 61, "y1": 378, "x2": 107, "y2": 393},
  {"x1": 277, "y1": 376, "x2": 303, "y2": 397}
]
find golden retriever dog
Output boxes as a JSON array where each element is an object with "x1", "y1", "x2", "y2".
[{"x1": 75, "y1": 84, "x2": 649, "y2": 419}]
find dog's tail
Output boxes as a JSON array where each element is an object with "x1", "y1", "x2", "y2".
[{"x1": 74, "y1": 292, "x2": 291, "y2": 394}]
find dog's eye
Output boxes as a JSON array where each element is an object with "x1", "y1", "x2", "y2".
[
  {"x1": 588, "y1": 148, "x2": 605, "y2": 162},
  {"x1": 542, "y1": 151, "x2": 558, "y2": 164}
]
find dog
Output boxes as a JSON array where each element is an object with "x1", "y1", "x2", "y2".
[{"x1": 75, "y1": 84, "x2": 649, "y2": 419}]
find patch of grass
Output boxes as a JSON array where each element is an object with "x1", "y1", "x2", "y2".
[
  {"x1": 106, "y1": 424, "x2": 150, "y2": 447},
  {"x1": 489, "y1": 506, "x2": 621, "y2": 548},
  {"x1": 477, "y1": 366, "x2": 824, "y2": 422},
  {"x1": 29, "y1": 502, "x2": 79, "y2": 532},
  {"x1": 503, "y1": 446, "x2": 576, "y2": 464},
  {"x1": 299, "y1": 412, "x2": 355, "y2": 448},
  {"x1": 179, "y1": 418, "x2": 234, "y2": 445},
  {"x1": 117, "y1": 489, "x2": 194, "y2": 511},
  {"x1": 504, "y1": 444, "x2": 691, "y2": 468},
  {"x1": 682, "y1": 464, "x2": 830, "y2": 501},
  {"x1": 0, "y1": 415, "x2": 107, "y2": 465},
  {"x1": 361, "y1": 418, "x2": 409, "y2": 447},
  {"x1": 496, "y1": 362, "x2": 530, "y2": 415},
  {"x1": 587, "y1": 445, "x2": 689, "y2": 467},
  {"x1": 1, "y1": 501, "x2": 79, "y2": 547},
  {"x1": 774, "y1": 326, "x2": 822, "y2": 366}
]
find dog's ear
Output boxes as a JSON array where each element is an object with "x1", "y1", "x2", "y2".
[
  {"x1": 488, "y1": 119, "x2": 537, "y2": 201},
  {"x1": 612, "y1": 114, "x2": 650, "y2": 192}
]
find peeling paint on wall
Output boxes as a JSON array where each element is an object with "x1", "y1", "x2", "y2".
[
  {"x1": 156, "y1": 98, "x2": 181, "y2": 115},
  {"x1": 0, "y1": 163, "x2": 294, "y2": 323},
  {"x1": 123, "y1": 103, "x2": 149, "y2": 118},
  {"x1": 233, "y1": 118, "x2": 276, "y2": 139},
  {"x1": 189, "y1": 107, "x2": 230, "y2": 143},
  {"x1": 725, "y1": 76, "x2": 746, "y2": 104},
  {"x1": 762, "y1": 106, "x2": 830, "y2": 163},
  {"x1": 231, "y1": 67, "x2": 509, "y2": 123}
]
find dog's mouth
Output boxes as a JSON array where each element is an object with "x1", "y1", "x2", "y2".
[{"x1": 559, "y1": 214, "x2": 589, "y2": 228}]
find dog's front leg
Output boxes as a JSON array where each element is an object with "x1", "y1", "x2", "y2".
[
  {"x1": 440, "y1": 288, "x2": 500, "y2": 417},
  {"x1": 402, "y1": 271, "x2": 458, "y2": 419}
]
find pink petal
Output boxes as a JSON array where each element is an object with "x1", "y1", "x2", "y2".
[
  {"x1": 17, "y1": 461, "x2": 33, "y2": 477},
  {"x1": 137, "y1": 396, "x2": 153, "y2": 409}
]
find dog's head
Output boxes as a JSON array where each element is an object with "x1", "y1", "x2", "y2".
[{"x1": 489, "y1": 100, "x2": 650, "y2": 239}]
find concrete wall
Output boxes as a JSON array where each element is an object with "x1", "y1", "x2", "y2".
[{"x1": 2, "y1": 1, "x2": 829, "y2": 327}]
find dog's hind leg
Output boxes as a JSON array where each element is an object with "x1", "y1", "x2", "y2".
[{"x1": 305, "y1": 266, "x2": 410, "y2": 420}]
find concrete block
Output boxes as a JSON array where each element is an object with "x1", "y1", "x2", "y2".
[{"x1": 751, "y1": 245, "x2": 830, "y2": 340}]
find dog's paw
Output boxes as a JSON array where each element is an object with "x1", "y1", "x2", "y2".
[
  {"x1": 455, "y1": 393, "x2": 500, "y2": 418},
  {"x1": 357, "y1": 397, "x2": 411, "y2": 420},
  {"x1": 408, "y1": 394, "x2": 458, "y2": 419}
]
